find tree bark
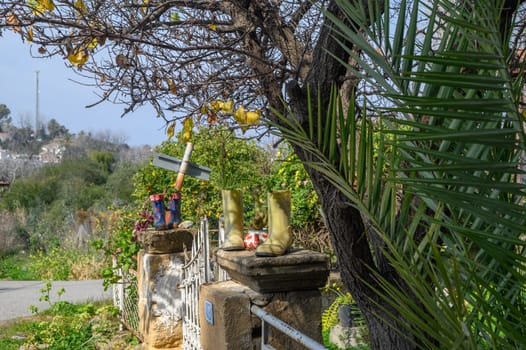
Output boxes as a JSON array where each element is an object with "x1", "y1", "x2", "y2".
[
  {"x1": 285, "y1": 1, "x2": 417, "y2": 349},
  {"x1": 290, "y1": 143, "x2": 417, "y2": 350}
]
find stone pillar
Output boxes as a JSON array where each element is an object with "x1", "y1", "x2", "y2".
[
  {"x1": 200, "y1": 249, "x2": 329, "y2": 350},
  {"x1": 137, "y1": 228, "x2": 194, "y2": 350}
]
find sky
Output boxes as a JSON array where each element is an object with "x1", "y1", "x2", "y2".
[{"x1": 0, "y1": 32, "x2": 168, "y2": 147}]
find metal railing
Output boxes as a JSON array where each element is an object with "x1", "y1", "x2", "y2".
[
  {"x1": 112, "y1": 264, "x2": 141, "y2": 341},
  {"x1": 251, "y1": 303, "x2": 327, "y2": 350},
  {"x1": 182, "y1": 217, "x2": 214, "y2": 350}
]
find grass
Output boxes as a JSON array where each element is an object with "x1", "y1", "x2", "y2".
[
  {"x1": 0, "y1": 248, "x2": 106, "y2": 281},
  {"x1": 0, "y1": 300, "x2": 140, "y2": 350},
  {"x1": 1, "y1": 249, "x2": 135, "y2": 350}
]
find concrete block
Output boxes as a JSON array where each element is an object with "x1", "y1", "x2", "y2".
[
  {"x1": 199, "y1": 281, "x2": 253, "y2": 350},
  {"x1": 138, "y1": 228, "x2": 194, "y2": 254},
  {"x1": 199, "y1": 280, "x2": 323, "y2": 350}
]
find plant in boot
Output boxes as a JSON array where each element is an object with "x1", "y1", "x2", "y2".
[
  {"x1": 256, "y1": 190, "x2": 293, "y2": 257},
  {"x1": 167, "y1": 192, "x2": 182, "y2": 228},
  {"x1": 149, "y1": 193, "x2": 167, "y2": 230},
  {"x1": 221, "y1": 189, "x2": 245, "y2": 250}
]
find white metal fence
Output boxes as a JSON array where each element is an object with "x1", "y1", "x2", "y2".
[
  {"x1": 112, "y1": 258, "x2": 141, "y2": 340},
  {"x1": 182, "y1": 217, "x2": 214, "y2": 350}
]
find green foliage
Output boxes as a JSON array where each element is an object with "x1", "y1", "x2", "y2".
[
  {"x1": 89, "y1": 150, "x2": 116, "y2": 175},
  {"x1": 0, "y1": 103, "x2": 11, "y2": 126},
  {"x1": 92, "y1": 208, "x2": 141, "y2": 290},
  {"x1": 29, "y1": 281, "x2": 65, "y2": 314},
  {"x1": 17, "y1": 282, "x2": 124, "y2": 349},
  {"x1": 0, "y1": 158, "x2": 108, "y2": 214},
  {"x1": 133, "y1": 125, "x2": 272, "y2": 225},
  {"x1": 0, "y1": 253, "x2": 39, "y2": 280},
  {"x1": 0, "y1": 321, "x2": 39, "y2": 350},
  {"x1": 29, "y1": 249, "x2": 73, "y2": 281},
  {"x1": 24, "y1": 247, "x2": 105, "y2": 281},
  {"x1": 97, "y1": 126, "x2": 327, "y2": 289},
  {"x1": 0, "y1": 300, "x2": 132, "y2": 350},
  {"x1": 0, "y1": 154, "x2": 134, "y2": 253},
  {"x1": 321, "y1": 282, "x2": 369, "y2": 349},
  {"x1": 269, "y1": 145, "x2": 320, "y2": 228},
  {"x1": 321, "y1": 283, "x2": 365, "y2": 331},
  {"x1": 46, "y1": 118, "x2": 69, "y2": 139},
  {"x1": 28, "y1": 302, "x2": 119, "y2": 349},
  {"x1": 271, "y1": 0, "x2": 526, "y2": 347},
  {"x1": 104, "y1": 161, "x2": 143, "y2": 205}
]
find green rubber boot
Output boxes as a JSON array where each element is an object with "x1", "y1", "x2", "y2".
[
  {"x1": 256, "y1": 190, "x2": 292, "y2": 257},
  {"x1": 221, "y1": 190, "x2": 245, "y2": 251}
]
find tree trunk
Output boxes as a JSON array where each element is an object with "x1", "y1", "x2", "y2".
[
  {"x1": 291, "y1": 143, "x2": 417, "y2": 349},
  {"x1": 279, "y1": 2, "x2": 418, "y2": 348}
]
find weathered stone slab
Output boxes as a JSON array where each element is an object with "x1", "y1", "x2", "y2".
[
  {"x1": 138, "y1": 228, "x2": 194, "y2": 254},
  {"x1": 216, "y1": 249, "x2": 330, "y2": 293},
  {"x1": 138, "y1": 251, "x2": 185, "y2": 350}
]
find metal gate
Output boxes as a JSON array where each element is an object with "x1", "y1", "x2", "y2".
[{"x1": 182, "y1": 217, "x2": 214, "y2": 350}]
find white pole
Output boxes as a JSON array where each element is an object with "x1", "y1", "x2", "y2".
[{"x1": 35, "y1": 70, "x2": 40, "y2": 134}]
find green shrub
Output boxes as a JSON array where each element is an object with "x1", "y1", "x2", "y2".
[
  {"x1": 321, "y1": 282, "x2": 369, "y2": 350},
  {"x1": 269, "y1": 145, "x2": 320, "y2": 228},
  {"x1": 28, "y1": 247, "x2": 106, "y2": 281},
  {"x1": 0, "y1": 253, "x2": 39, "y2": 280},
  {"x1": 25, "y1": 301, "x2": 122, "y2": 350},
  {"x1": 92, "y1": 207, "x2": 141, "y2": 290},
  {"x1": 133, "y1": 126, "x2": 271, "y2": 226}
]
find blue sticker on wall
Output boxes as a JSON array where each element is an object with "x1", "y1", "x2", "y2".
[{"x1": 205, "y1": 300, "x2": 214, "y2": 325}]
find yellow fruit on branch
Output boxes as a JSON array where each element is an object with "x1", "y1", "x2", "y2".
[
  {"x1": 29, "y1": 0, "x2": 55, "y2": 15},
  {"x1": 210, "y1": 100, "x2": 223, "y2": 112},
  {"x1": 222, "y1": 101, "x2": 234, "y2": 114},
  {"x1": 181, "y1": 117, "x2": 193, "y2": 142},
  {"x1": 245, "y1": 110, "x2": 261, "y2": 125},
  {"x1": 68, "y1": 47, "x2": 89, "y2": 66},
  {"x1": 234, "y1": 106, "x2": 246, "y2": 124}
]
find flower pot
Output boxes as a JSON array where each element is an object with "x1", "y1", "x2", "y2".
[{"x1": 338, "y1": 304, "x2": 353, "y2": 327}]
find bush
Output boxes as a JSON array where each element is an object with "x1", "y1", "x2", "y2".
[
  {"x1": 133, "y1": 125, "x2": 272, "y2": 226},
  {"x1": 0, "y1": 209, "x2": 27, "y2": 255},
  {"x1": 29, "y1": 247, "x2": 106, "y2": 281},
  {"x1": 0, "y1": 253, "x2": 39, "y2": 280},
  {"x1": 269, "y1": 146, "x2": 320, "y2": 228}
]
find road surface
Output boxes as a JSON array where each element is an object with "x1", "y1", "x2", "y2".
[{"x1": 0, "y1": 280, "x2": 112, "y2": 322}]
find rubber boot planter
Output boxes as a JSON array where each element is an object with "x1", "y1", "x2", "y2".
[
  {"x1": 256, "y1": 190, "x2": 292, "y2": 257},
  {"x1": 149, "y1": 193, "x2": 167, "y2": 230},
  {"x1": 221, "y1": 189, "x2": 245, "y2": 250},
  {"x1": 167, "y1": 193, "x2": 182, "y2": 228}
]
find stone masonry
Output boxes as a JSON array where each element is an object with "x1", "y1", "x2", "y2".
[{"x1": 137, "y1": 228, "x2": 194, "y2": 350}]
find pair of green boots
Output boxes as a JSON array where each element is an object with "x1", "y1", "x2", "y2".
[{"x1": 222, "y1": 190, "x2": 292, "y2": 257}]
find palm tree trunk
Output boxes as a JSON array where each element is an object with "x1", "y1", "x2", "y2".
[{"x1": 291, "y1": 143, "x2": 417, "y2": 349}]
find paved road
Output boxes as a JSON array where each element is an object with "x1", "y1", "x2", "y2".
[{"x1": 0, "y1": 280, "x2": 113, "y2": 322}]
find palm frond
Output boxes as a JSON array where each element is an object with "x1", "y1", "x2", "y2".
[{"x1": 274, "y1": 0, "x2": 526, "y2": 347}]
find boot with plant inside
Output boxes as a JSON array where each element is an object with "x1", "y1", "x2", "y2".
[
  {"x1": 256, "y1": 190, "x2": 292, "y2": 257},
  {"x1": 221, "y1": 189, "x2": 245, "y2": 251}
]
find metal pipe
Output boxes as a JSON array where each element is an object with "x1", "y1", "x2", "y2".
[
  {"x1": 202, "y1": 217, "x2": 211, "y2": 283},
  {"x1": 250, "y1": 305, "x2": 327, "y2": 350}
]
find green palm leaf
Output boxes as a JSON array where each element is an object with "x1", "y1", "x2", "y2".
[{"x1": 273, "y1": 0, "x2": 526, "y2": 347}]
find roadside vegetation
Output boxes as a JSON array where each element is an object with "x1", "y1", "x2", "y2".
[
  {"x1": 0, "y1": 299, "x2": 139, "y2": 350},
  {"x1": 1, "y1": 118, "x2": 340, "y2": 348}
]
